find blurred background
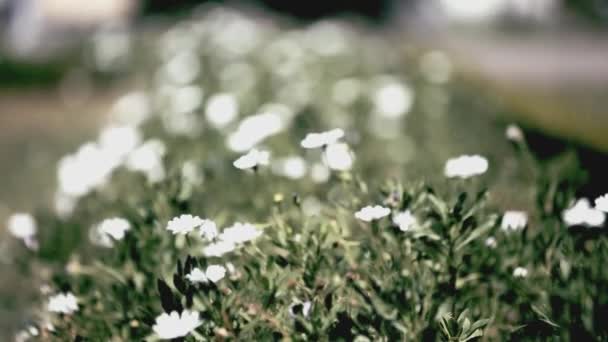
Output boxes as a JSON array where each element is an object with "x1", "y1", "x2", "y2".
[{"x1": 0, "y1": 0, "x2": 607, "y2": 336}]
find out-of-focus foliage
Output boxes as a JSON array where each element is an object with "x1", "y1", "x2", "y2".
[{"x1": 4, "y1": 6, "x2": 608, "y2": 341}]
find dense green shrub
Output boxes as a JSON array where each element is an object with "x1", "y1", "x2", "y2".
[{"x1": 5, "y1": 6, "x2": 608, "y2": 341}]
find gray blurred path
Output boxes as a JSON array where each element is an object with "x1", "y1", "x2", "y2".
[{"x1": 427, "y1": 31, "x2": 608, "y2": 152}]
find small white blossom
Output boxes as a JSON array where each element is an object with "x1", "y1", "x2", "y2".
[
  {"x1": 373, "y1": 82, "x2": 414, "y2": 118},
  {"x1": 227, "y1": 112, "x2": 286, "y2": 152},
  {"x1": 166, "y1": 214, "x2": 204, "y2": 235},
  {"x1": 205, "y1": 265, "x2": 227, "y2": 283},
  {"x1": 152, "y1": 310, "x2": 202, "y2": 340},
  {"x1": 444, "y1": 155, "x2": 488, "y2": 179},
  {"x1": 485, "y1": 237, "x2": 497, "y2": 248},
  {"x1": 323, "y1": 143, "x2": 355, "y2": 171},
  {"x1": 186, "y1": 265, "x2": 226, "y2": 284},
  {"x1": 47, "y1": 292, "x2": 78, "y2": 314},
  {"x1": 501, "y1": 211, "x2": 528, "y2": 232},
  {"x1": 562, "y1": 198, "x2": 606, "y2": 227},
  {"x1": 95, "y1": 217, "x2": 131, "y2": 247},
  {"x1": 595, "y1": 194, "x2": 608, "y2": 213},
  {"x1": 393, "y1": 210, "x2": 417, "y2": 231},
  {"x1": 272, "y1": 156, "x2": 307, "y2": 180},
  {"x1": 300, "y1": 128, "x2": 344, "y2": 149},
  {"x1": 199, "y1": 219, "x2": 218, "y2": 241},
  {"x1": 310, "y1": 162, "x2": 331, "y2": 183},
  {"x1": 513, "y1": 267, "x2": 529, "y2": 278},
  {"x1": 205, "y1": 93, "x2": 239, "y2": 129},
  {"x1": 355, "y1": 205, "x2": 391, "y2": 222},
  {"x1": 505, "y1": 124, "x2": 524, "y2": 142},
  {"x1": 219, "y1": 222, "x2": 262, "y2": 244},
  {"x1": 126, "y1": 139, "x2": 166, "y2": 183},
  {"x1": 7, "y1": 213, "x2": 37, "y2": 240},
  {"x1": 233, "y1": 149, "x2": 270, "y2": 170},
  {"x1": 203, "y1": 240, "x2": 236, "y2": 257}
]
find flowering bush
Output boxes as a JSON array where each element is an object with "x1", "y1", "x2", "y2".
[{"x1": 4, "y1": 6, "x2": 608, "y2": 341}]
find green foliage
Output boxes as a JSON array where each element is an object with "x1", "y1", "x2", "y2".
[{"x1": 5, "y1": 6, "x2": 608, "y2": 342}]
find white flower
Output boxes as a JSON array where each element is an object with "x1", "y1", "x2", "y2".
[
  {"x1": 288, "y1": 300, "x2": 312, "y2": 318},
  {"x1": 205, "y1": 93, "x2": 239, "y2": 129},
  {"x1": 95, "y1": 217, "x2": 131, "y2": 247},
  {"x1": 485, "y1": 237, "x2": 497, "y2": 248},
  {"x1": 310, "y1": 162, "x2": 331, "y2": 183},
  {"x1": 125, "y1": 139, "x2": 166, "y2": 183},
  {"x1": 166, "y1": 214, "x2": 204, "y2": 235},
  {"x1": 300, "y1": 128, "x2": 344, "y2": 149},
  {"x1": 203, "y1": 240, "x2": 236, "y2": 257},
  {"x1": 323, "y1": 143, "x2": 355, "y2": 171},
  {"x1": 513, "y1": 267, "x2": 528, "y2": 278},
  {"x1": 7, "y1": 213, "x2": 37, "y2": 240},
  {"x1": 501, "y1": 211, "x2": 528, "y2": 232},
  {"x1": 355, "y1": 205, "x2": 391, "y2": 222},
  {"x1": 505, "y1": 124, "x2": 524, "y2": 142},
  {"x1": 595, "y1": 194, "x2": 608, "y2": 213},
  {"x1": 205, "y1": 265, "x2": 227, "y2": 283},
  {"x1": 227, "y1": 112, "x2": 285, "y2": 152},
  {"x1": 272, "y1": 156, "x2": 308, "y2": 180},
  {"x1": 185, "y1": 268, "x2": 208, "y2": 283},
  {"x1": 185, "y1": 265, "x2": 227, "y2": 284},
  {"x1": 152, "y1": 310, "x2": 202, "y2": 340},
  {"x1": 444, "y1": 155, "x2": 488, "y2": 179},
  {"x1": 373, "y1": 82, "x2": 414, "y2": 118},
  {"x1": 47, "y1": 292, "x2": 78, "y2": 314},
  {"x1": 233, "y1": 149, "x2": 270, "y2": 170},
  {"x1": 562, "y1": 198, "x2": 606, "y2": 227},
  {"x1": 200, "y1": 219, "x2": 218, "y2": 241},
  {"x1": 393, "y1": 210, "x2": 417, "y2": 231},
  {"x1": 219, "y1": 222, "x2": 262, "y2": 244}
]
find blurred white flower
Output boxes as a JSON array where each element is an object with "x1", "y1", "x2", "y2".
[
  {"x1": 505, "y1": 124, "x2": 524, "y2": 142},
  {"x1": 355, "y1": 205, "x2": 391, "y2": 222},
  {"x1": 272, "y1": 156, "x2": 307, "y2": 180},
  {"x1": 199, "y1": 219, "x2": 218, "y2": 241},
  {"x1": 219, "y1": 222, "x2": 262, "y2": 244},
  {"x1": 186, "y1": 265, "x2": 226, "y2": 284},
  {"x1": 203, "y1": 240, "x2": 236, "y2": 257},
  {"x1": 153, "y1": 310, "x2": 202, "y2": 340},
  {"x1": 485, "y1": 236, "x2": 497, "y2": 248},
  {"x1": 562, "y1": 198, "x2": 606, "y2": 227},
  {"x1": 48, "y1": 293, "x2": 78, "y2": 314},
  {"x1": 227, "y1": 112, "x2": 285, "y2": 152},
  {"x1": 501, "y1": 211, "x2": 528, "y2": 232},
  {"x1": 233, "y1": 149, "x2": 270, "y2": 170},
  {"x1": 288, "y1": 300, "x2": 312, "y2": 318},
  {"x1": 98, "y1": 125, "x2": 141, "y2": 162},
  {"x1": 300, "y1": 128, "x2": 344, "y2": 149},
  {"x1": 323, "y1": 143, "x2": 355, "y2": 171},
  {"x1": 125, "y1": 139, "x2": 166, "y2": 183},
  {"x1": 205, "y1": 93, "x2": 239, "y2": 129},
  {"x1": 185, "y1": 268, "x2": 207, "y2": 283},
  {"x1": 110, "y1": 91, "x2": 150, "y2": 126},
  {"x1": 164, "y1": 50, "x2": 200, "y2": 85},
  {"x1": 310, "y1": 162, "x2": 331, "y2": 183},
  {"x1": 513, "y1": 267, "x2": 528, "y2": 278},
  {"x1": 95, "y1": 217, "x2": 131, "y2": 247},
  {"x1": 393, "y1": 210, "x2": 417, "y2": 231},
  {"x1": 444, "y1": 155, "x2": 488, "y2": 179},
  {"x1": 7, "y1": 213, "x2": 37, "y2": 240},
  {"x1": 373, "y1": 81, "x2": 414, "y2": 118},
  {"x1": 595, "y1": 194, "x2": 608, "y2": 213},
  {"x1": 167, "y1": 214, "x2": 204, "y2": 235},
  {"x1": 181, "y1": 160, "x2": 204, "y2": 187}
]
